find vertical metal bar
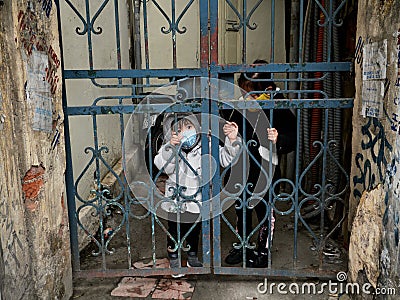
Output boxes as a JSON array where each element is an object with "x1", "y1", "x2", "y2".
[
  {"x1": 267, "y1": 108, "x2": 274, "y2": 268},
  {"x1": 146, "y1": 105, "x2": 156, "y2": 266},
  {"x1": 202, "y1": 79, "x2": 211, "y2": 268},
  {"x1": 55, "y1": 0, "x2": 80, "y2": 272},
  {"x1": 85, "y1": 0, "x2": 94, "y2": 69},
  {"x1": 92, "y1": 115, "x2": 107, "y2": 269},
  {"x1": 319, "y1": 108, "x2": 329, "y2": 267},
  {"x1": 151, "y1": 198, "x2": 156, "y2": 267},
  {"x1": 288, "y1": 0, "x2": 299, "y2": 99},
  {"x1": 133, "y1": 0, "x2": 143, "y2": 95},
  {"x1": 118, "y1": 102, "x2": 132, "y2": 268},
  {"x1": 199, "y1": 0, "x2": 211, "y2": 267},
  {"x1": 209, "y1": 0, "x2": 219, "y2": 270},
  {"x1": 210, "y1": 79, "x2": 221, "y2": 268},
  {"x1": 143, "y1": 0, "x2": 150, "y2": 85},
  {"x1": 127, "y1": 0, "x2": 135, "y2": 97},
  {"x1": 113, "y1": 0, "x2": 123, "y2": 91},
  {"x1": 242, "y1": 109, "x2": 247, "y2": 266},
  {"x1": 114, "y1": 0, "x2": 122, "y2": 71},
  {"x1": 293, "y1": 108, "x2": 301, "y2": 267},
  {"x1": 327, "y1": 0, "x2": 333, "y2": 62},
  {"x1": 209, "y1": 0, "x2": 218, "y2": 66},
  {"x1": 171, "y1": 0, "x2": 177, "y2": 68},
  {"x1": 242, "y1": 0, "x2": 247, "y2": 63},
  {"x1": 298, "y1": 0, "x2": 304, "y2": 64},
  {"x1": 172, "y1": 114, "x2": 182, "y2": 266},
  {"x1": 270, "y1": 0, "x2": 275, "y2": 63}
]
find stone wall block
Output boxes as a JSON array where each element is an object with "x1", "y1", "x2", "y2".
[{"x1": 349, "y1": 184, "x2": 385, "y2": 288}]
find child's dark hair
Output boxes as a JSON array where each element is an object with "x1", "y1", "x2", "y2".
[
  {"x1": 171, "y1": 117, "x2": 194, "y2": 131},
  {"x1": 238, "y1": 59, "x2": 276, "y2": 92}
]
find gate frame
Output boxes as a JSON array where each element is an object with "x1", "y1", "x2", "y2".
[{"x1": 55, "y1": 0, "x2": 354, "y2": 279}]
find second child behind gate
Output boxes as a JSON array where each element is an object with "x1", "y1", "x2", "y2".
[{"x1": 223, "y1": 59, "x2": 297, "y2": 268}]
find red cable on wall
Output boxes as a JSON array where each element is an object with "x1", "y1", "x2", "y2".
[{"x1": 310, "y1": 0, "x2": 325, "y2": 193}]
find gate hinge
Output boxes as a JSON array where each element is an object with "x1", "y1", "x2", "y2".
[{"x1": 226, "y1": 20, "x2": 240, "y2": 32}]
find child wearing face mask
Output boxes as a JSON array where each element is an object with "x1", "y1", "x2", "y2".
[{"x1": 154, "y1": 113, "x2": 240, "y2": 277}]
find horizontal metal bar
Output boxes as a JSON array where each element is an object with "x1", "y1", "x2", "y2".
[
  {"x1": 73, "y1": 267, "x2": 211, "y2": 279},
  {"x1": 66, "y1": 99, "x2": 353, "y2": 115},
  {"x1": 219, "y1": 98, "x2": 354, "y2": 109},
  {"x1": 66, "y1": 102, "x2": 204, "y2": 115},
  {"x1": 213, "y1": 267, "x2": 338, "y2": 279},
  {"x1": 64, "y1": 68, "x2": 207, "y2": 79},
  {"x1": 213, "y1": 62, "x2": 352, "y2": 73},
  {"x1": 74, "y1": 266, "x2": 339, "y2": 279},
  {"x1": 64, "y1": 62, "x2": 351, "y2": 80}
]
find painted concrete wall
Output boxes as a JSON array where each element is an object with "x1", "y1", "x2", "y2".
[
  {"x1": 139, "y1": 0, "x2": 200, "y2": 69},
  {"x1": 349, "y1": 1, "x2": 400, "y2": 297},
  {"x1": 0, "y1": 1, "x2": 72, "y2": 299},
  {"x1": 59, "y1": 0, "x2": 132, "y2": 248},
  {"x1": 141, "y1": 0, "x2": 286, "y2": 68},
  {"x1": 59, "y1": 0, "x2": 131, "y2": 203}
]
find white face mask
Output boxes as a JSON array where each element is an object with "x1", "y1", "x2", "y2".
[{"x1": 181, "y1": 129, "x2": 197, "y2": 148}]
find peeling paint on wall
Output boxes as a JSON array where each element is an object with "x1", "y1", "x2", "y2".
[{"x1": 22, "y1": 164, "x2": 45, "y2": 211}]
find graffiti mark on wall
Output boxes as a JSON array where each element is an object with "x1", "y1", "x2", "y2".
[
  {"x1": 0, "y1": 91, "x2": 4, "y2": 131},
  {"x1": 390, "y1": 112, "x2": 400, "y2": 134},
  {"x1": 355, "y1": 36, "x2": 364, "y2": 65},
  {"x1": 0, "y1": 195, "x2": 24, "y2": 277},
  {"x1": 353, "y1": 117, "x2": 393, "y2": 199},
  {"x1": 392, "y1": 139, "x2": 400, "y2": 198},
  {"x1": 18, "y1": 10, "x2": 42, "y2": 56},
  {"x1": 390, "y1": 87, "x2": 400, "y2": 133},
  {"x1": 38, "y1": 0, "x2": 52, "y2": 18}
]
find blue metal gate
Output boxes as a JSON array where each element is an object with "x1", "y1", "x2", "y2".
[{"x1": 56, "y1": 0, "x2": 354, "y2": 278}]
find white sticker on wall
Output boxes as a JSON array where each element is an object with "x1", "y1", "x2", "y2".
[
  {"x1": 26, "y1": 50, "x2": 53, "y2": 132},
  {"x1": 27, "y1": 50, "x2": 50, "y2": 95},
  {"x1": 361, "y1": 80, "x2": 384, "y2": 118},
  {"x1": 363, "y1": 39, "x2": 387, "y2": 80},
  {"x1": 32, "y1": 93, "x2": 52, "y2": 132}
]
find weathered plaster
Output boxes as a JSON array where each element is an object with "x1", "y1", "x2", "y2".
[
  {"x1": 0, "y1": 1, "x2": 72, "y2": 299},
  {"x1": 349, "y1": 185, "x2": 385, "y2": 288},
  {"x1": 350, "y1": 1, "x2": 400, "y2": 298}
]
